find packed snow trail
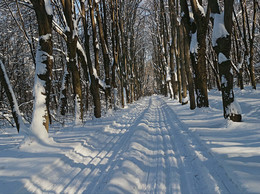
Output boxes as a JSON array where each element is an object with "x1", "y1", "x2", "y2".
[{"x1": 14, "y1": 96, "x2": 241, "y2": 193}]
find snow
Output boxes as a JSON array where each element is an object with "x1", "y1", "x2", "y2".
[
  {"x1": 218, "y1": 52, "x2": 228, "y2": 64},
  {"x1": 190, "y1": 31, "x2": 198, "y2": 54},
  {"x1": 226, "y1": 99, "x2": 242, "y2": 115},
  {"x1": 30, "y1": 42, "x2": 52, "y2": 142},
  {"x1": 0, "y1": 86, "x2": 260, "y2": 193},
  {"x1": 0, "y1": 60, "x2": 26, "y2": 132},
  {"x1": 74, "y1": 94, "x2": 81, "y2": 125},
  {"x1": 212, "y1": 13, "x2": 229, "y2": 47},
  {"x1": 166, "y1": 66, "x2": 171, "y2": 81},
  {"x1": 182, "y1": 96, "x2": 189, "y2": 104},
  {"x1": 221, "y1": 75, "x2": 228, "y2": 87},
  {"x1": 195, "y1": 0, "x2": 205, "y2": 17},
  {"x1": 40, "y1": 34, "x2": 52, "y2": 42},
  {"x1": 44, "y1": 0, "x2": 53, "y2": 16}
]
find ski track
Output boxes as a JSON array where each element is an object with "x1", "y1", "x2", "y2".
[{"x1": 17, "y1": 96, "x2": 242, "y2": 193}]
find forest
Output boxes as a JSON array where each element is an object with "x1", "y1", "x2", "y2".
[
  {"x1": 0, "y1": 0, "x2": 259, "y2": 135},
  {"x1": 0, "y1": 0, "x2": 260, "y2": 193}
]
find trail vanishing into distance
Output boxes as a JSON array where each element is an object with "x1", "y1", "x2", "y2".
[{"x1": 14, "y1": 96, "x2": 241, "y2": 194}]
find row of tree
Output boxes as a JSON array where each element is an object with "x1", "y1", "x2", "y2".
[
  {"x1": 149, "y1": 0, "x2": 259, "y2": 122},
  {"x1": 0, "y1": 0, "x2": 150, "y2": 138},
  {"x1": 0, "y1": 0, "x2": 259, "y2": 138}
]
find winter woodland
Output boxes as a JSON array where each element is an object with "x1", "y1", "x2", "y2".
[{"x1": 0, "y1": 0, "x2": 260, "y2": 193}]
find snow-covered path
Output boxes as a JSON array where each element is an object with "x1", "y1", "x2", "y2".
[
  {"x1": 92, "y1": 96, "x2": 240, "y2": 194},
  {"x1": 2, "y1": 96, "x2": 243, "y2": 194}
]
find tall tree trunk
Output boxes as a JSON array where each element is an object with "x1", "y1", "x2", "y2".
[
  {"x1": 182, "y1": 26, "x2": 196, "y2": 110},
  {"x1": 30, "y1": 0, "x2": 53, "y2": 137},
  {"x1": 190, "y1": 0, "x2": 210, "y2": 107},
  {"x1": 0, "y1": 59, "x2": 25, "y2": 132},
  {"x1": 110, "y1": 0, "x2": 120, "y2": 108},
  {"x1": 210, "y1": 0, "x2": 242, "y2": 122},
  {"x1": 179, "y1": 25, "x2": 188, "y2": 105},
  {"x1": 61, "y1": 0, "x2": 83, "y2": 123},
  {"x1": 168, "y1": 0, "x2": 178, "y2": 99},
  {"x1": 80, "y1": 0, "x2": 101, "y2": 118},
  {"x1": 96, "y1": 1, "x2": 112, "y2": 110}
]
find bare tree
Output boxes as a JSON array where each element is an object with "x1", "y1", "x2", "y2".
[
  {"x1": 210, "y1": 0, "x2": 242, "y2": 122},
  {"x1": 30, "y1": 0, "x2": 53, "y2": 138}
]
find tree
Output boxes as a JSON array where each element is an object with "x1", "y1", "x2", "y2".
[
  {"x1": 0, "y1": 59, "x2": 25, "y2": 132},
  {"x1": 210, "y1": 0, "x2": 242, "y2": 122},
  {"x1": 79, "y1": 0, "x2": 101, "y2": 118},
  {"x1": 190, "y1": 0, "x2": 210, "y2": 107},
  {"x1": 30, "y1": 0, "x2": 53, "y2": 139},
  {"x1": 61, "y1": 0, "x2": 83, "y2": 123}
]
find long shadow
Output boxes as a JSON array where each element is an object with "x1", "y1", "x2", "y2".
[{"x1": 79, "y1": 98, "x2": 154, "y2": 193}]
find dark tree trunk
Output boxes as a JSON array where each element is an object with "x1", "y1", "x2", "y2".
[
  {"x1": 80, "y1": 0, "x2": 101, "y2": 118},
  {"x1": 30, "y1": 0, "x2": 53, "y2": 132},
  {"x1": 0, "y1": 60, "x2": 24, "y2": 132},
  {"x1": 210, "y1": 0, "x2": 242, "y2": 122},
  {"x1": 61, "y1": 0, "x2": 83, "y2": 122},
  {"x1": 190, "y1": 0, "x2": 210, "y2": 107}
]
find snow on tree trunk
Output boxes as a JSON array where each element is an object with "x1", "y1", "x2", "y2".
[
  {"x1": 62, "y1": 0, "x2": 84, "y2": 122},
  {"x1": 30, "y1": 0, "x2": 53, "y2": 140},
  {"x1": 123, "y1": 87, "x2": 128, "y2": 108},
  {"x1": 0, "y1": 59, "x2": 26, "y2": 133},
  {"x1": 210, "y1": 0, "x2": 242, "y2": 122},
  {"x1": 113, "y1": 88, "x2": 119, "y2": 109},
  {"x1": 190, "y1": 0, "x2": 209, "y2": 108},
  {"x1": 30, "y1": 35, "x2": 53, "y2": 139},
  {"x1": 59, "y1": 63, "x2": 70, "y2": 116}
]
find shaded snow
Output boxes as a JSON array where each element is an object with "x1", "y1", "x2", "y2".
[
  {"x1": 195, "y1": 0, "x2": 205, "y2": 16},
  {"x1": 190, "y1": 32, "x2": 198, "y2": 54},
  {"x1": 212, "y1": 13, "x2": 229, "y2": 47},
  {"x1": 218, "y1": 52, "x2": 228, "y2": 64},
  {"x1": 0, "y1": 86, "x2": 260, "y2": 193},
  {"x1": 44, "y1": 0, "x2": 53, "y2": 16},
  {"x1": 226, "y1": 99, "x2": 242, "y2": 115}
]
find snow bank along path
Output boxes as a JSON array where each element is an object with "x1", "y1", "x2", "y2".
[{"x1": 1, "y1": 96, "x2": 242, "y2": 193}]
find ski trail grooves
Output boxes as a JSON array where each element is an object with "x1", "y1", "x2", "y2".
[
  {"x1": 159, "y1": 96, "x2": 241, "y2": 194},
  {"x1": 17, "y1": 96, "x2": 242, "y2": 193},
  {"x1": 18, "y1": 98, "x2": 151, "y2": 194},
  {"x1": 96, "y1": 96, "x2": 241, "y2": 193}
]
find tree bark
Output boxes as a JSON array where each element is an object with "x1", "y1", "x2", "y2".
[
  {"x1": 190, "y1": 0, "x2": 210, "y2": 107},
  {"x1": 80, "y1": 0, "x2": 101, "y2": 118},
  {"x1": 30, "y1": 0, "x2": 53, "y2": 134},
  {"x1": 0, "y1": 59, "x2": 25, "y2": 132},
  {"x1": 210, "y1": 0, "x2": 242, "y2": 122},
  {"x1": 61, "y1": 0, "x2": 83, "y2": 122}
]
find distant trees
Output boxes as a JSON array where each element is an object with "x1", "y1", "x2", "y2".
[
  {"x1": 0, "y1": 0, "x2": 148, "y2": 133},
  {"x1": 148, "y1": 0, "x2": 258, "y2": 121},
  {"x1": 0, "y1": 0, "x2": 259, "y2": 132}
]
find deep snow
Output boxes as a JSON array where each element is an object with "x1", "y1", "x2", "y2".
[{"x1": 0, "y1": 86, "x2": 259, "y2": 193}]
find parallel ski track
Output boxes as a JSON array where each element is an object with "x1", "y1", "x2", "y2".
[
  {"x1": 17, "y1": 96, "x2": 242, "y2": 193},
  {"x1": 18, "y1": 98, "x2": 152, "y2": 193},
  {"x1": 158, "y1": 96, "x2": 242, "y2": 194}
]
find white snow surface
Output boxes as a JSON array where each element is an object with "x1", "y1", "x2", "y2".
[
  {"x1": 44, "y1": 0, "x2": 53, "y2": 16},
  {"x1": 166, "y1": 66, "x2": 171, "y2": 82},
  {"x1": 0, "y1": 86, "x2": 260, "y2": 193},
  {"x1": 195, "y1": 0, "x2": 205, "y2": 17},
  {"x1": 218, "y1": 52, "x2": 228, "y2": 64},
  {"x1": 190, "y1": 32, "x2": 198, "y2": 54},
  {"x1": 226, "y1": 99, "x2": 242, "y2": 115},
  {"x1": 212, "y1": 13, "x2": 229, "y2": 47},
  {"x1": 30, "y1": 42, "x2": 53, "y2": 142}
]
